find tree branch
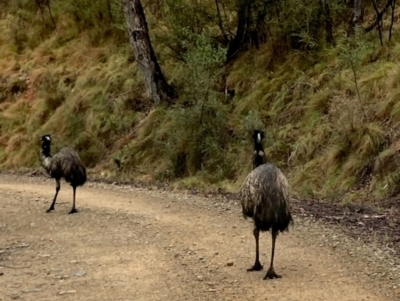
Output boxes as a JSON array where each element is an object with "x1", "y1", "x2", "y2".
[
  {"x1": 371, "y1": 0, "x2": 383, "y2": 45},
  {"x1": 365, "y1": 0, "x2": 394, "y2": 33},
  {"x1": 214, "y1": 0, "x2": 229, "y2": 44},
  {"x1": 389, "y1": 0, "x2": 396, "y2": 41}
]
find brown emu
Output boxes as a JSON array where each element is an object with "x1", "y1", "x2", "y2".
[
  {"x1": 39, "y1": 135, "x2": 87, "y2": 214},
  {"x1": 240, "y1": 130, "x2": 293, "y2": 279}
]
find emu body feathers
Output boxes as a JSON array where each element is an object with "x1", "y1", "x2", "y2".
[
  {"x1": 39, "y1": 135, "x2": 86, "y2": 214},
  {"x1": 240, "y1": 163, "x2": 292, "y2": 232},
  {"x1": 40, "y1": 147, "x2": 87, "y2": 187},
  {"x1": 240, "y1": 130, "x2": 293, "y2": 280}
]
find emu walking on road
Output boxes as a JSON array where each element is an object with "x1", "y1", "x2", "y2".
[
  {"x1": 240, "y1": 130, "x2": 293, "y2": 279},
  {"x1": 39, "y1": 135, "x2": 87, "y2": 214}
]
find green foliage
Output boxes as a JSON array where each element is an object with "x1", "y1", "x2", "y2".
[
  {"x1": 4, "y1": 1, "x2": 51, "y2": 51},
  {"x1": 59, "y1": 0, "x2": 126, "y2": 44},
  {"x1": 2, "y1": 0, "x2": 127, "y2": 51},
  {"x1": 3, "y1": 0, "x2": 400, "y2": 206},
  {"x1": 117, "y1": 29, "x2": 233, "y2": 182},
  {"x1": 168, "y1": 30, "x2": 232, "y2": 181},
  {"x1": 243, "y1": 110, "x2": 264, "y2": 134},
  {"x1": 179, "y1": 28, "x2": 226, "y2": 102}
]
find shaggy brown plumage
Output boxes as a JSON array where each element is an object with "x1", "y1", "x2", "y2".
[
  {"x1": 240, "y1": 130, "x2": 293, "y2": 279},
  {"x1": 39, "y1": 135, "x2": 86, "y2": 214}
]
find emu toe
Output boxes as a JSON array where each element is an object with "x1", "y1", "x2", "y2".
[
  {"x1": 247, "y1": 261, "x2": 263, "y2": 271},
  {"x1": 263, "y1": 267, "x2": 282, "y2": 280},
  {"x1": 46, "y1": 207, "x2": 55, "y2": 213},
  {"x1": 68, "y1": 208, "x2": 78, "y2": 214}
]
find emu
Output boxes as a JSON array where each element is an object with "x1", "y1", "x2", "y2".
[
  {"x1": 39, "y1": 134, "x2": 87, "y2": 214},
  {"x1": 240, "y1": 130, "x2": 293, "y2": 279}
]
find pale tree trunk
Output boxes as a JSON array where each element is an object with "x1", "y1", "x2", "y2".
[
  {"x1": 348, "y1": 0, "x2": 365, "y2": 35},
  {"x1": 122, "y1": 0, "x2": 177, "y2": 105}
]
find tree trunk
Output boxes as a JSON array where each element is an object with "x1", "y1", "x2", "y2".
[
  {"x1": 321, "y1": 0, "x2": 334, "y2": 44},
  {"x1": 365, "y1": 0, "x2": 395, "y2": 33},
  {"x1": 348, "y1": 0, "x2": 365, "y2": 36},
  {"x1": 122, "y1": 0, "x2": 177, "y2": 105},
  {"x1": 214, "y1": 0, "x2": 229, "y2": 45},
  {"x1": 34, "y1": 0, "x2": 56, "y2": 29},
  {"x1": 226, "y1": 0, "x2": 250, "y2": 61},
  {"x1": 226, "y1": 0, "x2": 269, "y2": 61}
]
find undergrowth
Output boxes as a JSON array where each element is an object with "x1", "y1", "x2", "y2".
[{"x1": 1, "y1": 0, "x2": 400, "y2": 206}]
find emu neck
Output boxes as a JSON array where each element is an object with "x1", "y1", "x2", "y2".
[
  {"x1": 253, "y1": 141, "x2": 266, "y2": 169},
  {"x1": 41, "y1": 145, "x2": 51, "y2": 157},
  {"x1": 40, "y1": 146, "x2": 52, "y2": 170},
  {"x1": 254, "y1": 141, "x2": 264, "y2": 153}
]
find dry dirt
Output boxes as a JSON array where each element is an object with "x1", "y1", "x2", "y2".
[{"x1": 0, "y1": 174, "x2": 399, "y2": 301}]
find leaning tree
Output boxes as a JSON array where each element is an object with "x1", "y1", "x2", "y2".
[{"x1": 122, "y1": 0, "x2": 177, "y2": 105}]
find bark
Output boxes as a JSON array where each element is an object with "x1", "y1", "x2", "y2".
[
  {"x1": 389, "y1": 0, "x2": 396, "y2": 41},
  {"x1": 371, "y1": 0, "x2": 383, "y2": 45},
  {"x1": 122, "y1": 0, "x2": 177, "y2": 105},
  {"x1": 365, "y1": 0, "x2": 394, "y2": 33},
  {"x1": 215, "y1": 0, "x2": 229, "y2": 44},
  {"x1": 226, "y1": 0, "x2": 269, "y2": 61},
  {"x1": 321, "y1": 0, "x2": 334, "y2": 44},
  {"x1": 106, "y1": 0, "x2": 113, "y2": 22},
  {"x1": 226, "y1": 0, "x2": 249, "y2": 61},
  {"x1": 34, "y1": 0, "x2": 56, "y2": 28},
  {"x1": 348, "y1": 0, "x2": 365, "y2": 36}
]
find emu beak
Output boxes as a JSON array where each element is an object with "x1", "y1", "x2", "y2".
[{"x1": 257, "y1": 133, "x2": 262, "y2": 143}]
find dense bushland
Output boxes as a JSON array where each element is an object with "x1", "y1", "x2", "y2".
[{"x1": 1, "y1": 0, "x2": 400, "y2": 205}]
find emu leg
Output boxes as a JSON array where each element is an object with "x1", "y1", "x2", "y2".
[
  {"x1": 264, "y1": 230, "x2": 281, "y2": 279},
  {"x1": 247, "y1": 227, "x2": 263, "y2": 271},
  {"x1": 47, "y1": 178, "x2": 60, "y2": 213},
  {"x1": 68, "y1": 186, "x2": 78, "y2": 214}
]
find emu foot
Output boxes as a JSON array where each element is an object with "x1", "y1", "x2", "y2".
[
  {"x1": 263, "y1": 267, "x2": 281, "y2": 280},
  {"x1": 46, "y1": 207, "x2": 55, "y2": 213},
  {"x1": 68, "y1": 208, "x2": 78, "y2": 214},
  {"x1": 247, "y1": 261, "x2": 263, "y2": 271}
]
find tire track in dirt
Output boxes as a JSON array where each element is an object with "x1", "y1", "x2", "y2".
[{"x1": 0, "y1": 175, "x2": 398, "y2": 300}]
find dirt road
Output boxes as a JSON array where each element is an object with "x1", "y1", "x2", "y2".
[{"x1": 0, "y1": 174, "x2": 399, "y2": 301}]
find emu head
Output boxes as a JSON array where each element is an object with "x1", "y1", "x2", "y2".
[
  {"x1": 252, "y1": 130, "x2": 264, "y2": 145},
  {"x1": 252, "y1": 130, "x2": 266, "y2": 169},
  {"x1": 40, "y1": 134, "x2": 52, "y2": 154}
]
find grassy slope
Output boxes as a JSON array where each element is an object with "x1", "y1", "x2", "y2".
[{"x1": 1, "y1": 3, "x2": 400, "y2": 206}]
